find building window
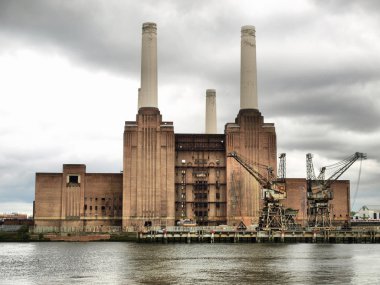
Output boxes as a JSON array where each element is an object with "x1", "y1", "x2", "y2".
[
  {"x1": 195, "y1": 193, "x2": 207, "y2": 199},
  {"x1": 69, "y1": 175, "x2": 79, "y2": 183},
  {"x1": 84, "y1": 205, "x2": 87, "y2": 210},
  {"x1": 95, "y1": 206, "x2": 98, "y2": 211},
  {"x1": 195, "y1": 159, "x2": 207, "y2": 164},
  {"x1": 216, "y1": 193, "x2": 220, "y2": 199},
  {"x1": 90, "y1": 206, "x2": 92, "y2": 211},
  {"x1": 67, "y1": 175, "x2": 80, "y2": 186}
]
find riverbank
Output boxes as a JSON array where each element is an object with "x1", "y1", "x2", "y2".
[{"x1": 0, "y1": 225, "x2": 30, "y2": 242}]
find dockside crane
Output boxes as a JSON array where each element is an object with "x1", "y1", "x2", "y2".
[
  {"x1": 306, "y1": 152, "x2": 367, "y2": 228},
  {"x1": 227, "y1": 152, "x2": 297, "y2": 230}
]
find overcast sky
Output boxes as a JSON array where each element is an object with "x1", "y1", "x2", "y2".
[{"x1": 0, "y1": 0, "x2": 379, "y2": 215}]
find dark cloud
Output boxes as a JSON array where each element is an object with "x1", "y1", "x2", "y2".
[
  {"x1": 0, "y1": 0, "x2": 240, "y2": 83},
  {"x1": 0, "y1": 0, "x2": 141, "y2": 75},
  {"x1": 266, "y1": 88, "x2": 380, "y2": 133}
]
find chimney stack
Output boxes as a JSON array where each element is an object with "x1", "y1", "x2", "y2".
[
  {"x1": 140, "y1": 22, "x2": 158, "y2": 108},
  {"x1": 137, "y1": 88, "x2": 141, "y2": 109},
  {"x1": 240, "y1": 25, "x2": 258, "y2": 110},
  {"x1": 205, "y1": 89, "x2": 217, "y2": 134}
]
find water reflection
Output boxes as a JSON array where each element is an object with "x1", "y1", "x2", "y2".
[{"x1": 0, "y1": 243, "x2": 379, "y2": 284}]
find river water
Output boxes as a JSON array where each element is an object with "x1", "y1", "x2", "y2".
[{"x1": 0, "y1": 243, "x2": 379, "y2": 284}]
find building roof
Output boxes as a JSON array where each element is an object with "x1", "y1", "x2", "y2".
[{"x1": 360, "y1": 205, "x2": 380, "y2": 211}]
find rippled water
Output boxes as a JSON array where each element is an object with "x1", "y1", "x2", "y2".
[{"x1": 0, "y1": 242, "x2": 379, "y2": 284}]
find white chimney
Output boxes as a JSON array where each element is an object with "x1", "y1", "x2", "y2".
[
  {"x1": 240, "y1": 25, "x2": 258, "y2": 109},
  {"x1": 140, "y1": 22, "x2": 158, "y2": 108},
  {"x1": 137, "y1": 88, "x2": 141, "y2": 109},
  {"x1": 205, "y1": 89, "x2": 217, "y2": 134}
]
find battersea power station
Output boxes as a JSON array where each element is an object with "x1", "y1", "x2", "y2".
[{"x1": 34, "y1": 23, "x2": 350, "y2": 231}]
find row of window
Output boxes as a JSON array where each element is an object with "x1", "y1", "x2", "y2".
[
  {"x1": 178, "y1": 182, "x2": 221, "y2": 190},
  {"x1": 84, "y1": 205, "x2": 122, "y2": 211},
  {"x1": 195, "y1": 211, "x2": 208, "y2": 217},
  {"x1": 84, "y1": 197, "x2": 122, "y2": 202},
  {"x1": 176, "y1": 171, "x2": 222, "y2": 178},
  {"x1": 179, "y1": 159, "x2": 221, "y2": 165},
  {"x1": 175, "y1": 203, "x2": 222, "y2": 212},
  {"x1": 194, "y1": 193, "x2": 208, "y2": 199},
  {"x1": 176, "y1": 192, "x2": 221, "y2": 200},
  {"x1": 194, "y1": 203, "x2": 208, "y2": 208},
  {"x1": 194, "y1": 203, "x2": 221, "y2": 208}
]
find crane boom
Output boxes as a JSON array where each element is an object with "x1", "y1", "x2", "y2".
[
  {"x1": 227, "y1": 151, "x2": 286, "y2": 197},
  {"x1": 227, "y1": 151, "x2": 270, "y2": 188},
  {"x1": 278, "y1": 153, "x2": 286, "y2": 181},
  {"x1": 307, "y1": 152, "x2": 367, "y2": 193},
  {"x1": 306, "y1": 153, "x2": 317, "y2": 181},
  {"x1": 323, "y1": 152, "x2": 367, "y2": 189}
]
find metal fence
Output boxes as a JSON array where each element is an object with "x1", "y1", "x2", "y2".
[{"x1": 31, "y1": 226, "x2": 142, "y2": 233}]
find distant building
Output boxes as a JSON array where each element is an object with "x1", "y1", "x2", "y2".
[
  {"x1": 353, "y1": 206, "x2": 380, "y2": 220},
  {"x1": 0, "y1": 213, "x2": 28, "y2": 220},
  {"x1": 0, "y1": 213, "x2": 32, "y2": 231}
]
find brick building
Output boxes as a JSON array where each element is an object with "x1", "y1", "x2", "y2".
[{"x1": 34, "y1": 23, "x2": 350, "y2": 231}]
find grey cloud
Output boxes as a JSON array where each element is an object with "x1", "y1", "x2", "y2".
[
  {"x1": 0, "y1": 0, "x2": 240, "y2": 82},
  {"x1": 276, "y1": 117, "x2": 379, "y2": 161},
  {"x1": 316, "y1": 0, "x2": 380, "y2": 16},
  {"x1": 0, "y1": 0, "x2": 142, "y2": 75},
  {"x1": 266, "y1": 89, "x2": 380, "y2": 133}
]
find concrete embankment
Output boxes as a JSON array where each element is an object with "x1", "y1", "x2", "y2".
[
  {"x1": 28, "y1": 232, "x2": 138, "y2": 242},
  {"x1": 2, "y1": 226, "x2": 380, "y2": 243},
  {"x1": 137, "y1": 228, "x2": 380, "y2": 244}
]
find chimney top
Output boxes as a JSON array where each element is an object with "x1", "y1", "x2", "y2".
[
  {"x1": 206, "y1": 89, "x2": 216, "y2": 96},
  {"x1": 241, "y1": 25, "x2": 255, "y2": 37},
  {"x1": 142, "y1": 22, "x2": 157, "y2": 34}
]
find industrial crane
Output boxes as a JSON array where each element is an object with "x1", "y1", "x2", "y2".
[
  {"x1": 227, "y1": 152, "x2": 297, "y2": 230},
  {"x1": 228, "y1": 151, "x2": 284, "y2": 198},
  {"x1": 306, "y1": 152, "x2": 367, "y2": 228}
]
